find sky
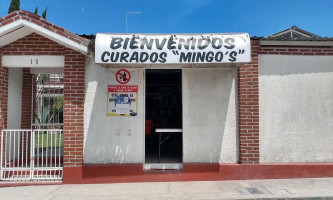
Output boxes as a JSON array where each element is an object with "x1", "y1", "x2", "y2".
[{"x1": 0, "y1": 0, "x2": 332, "y2": 37}]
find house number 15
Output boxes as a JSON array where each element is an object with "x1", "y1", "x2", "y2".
[{"x1": 30, "y1": 59, "x2": 39, "y2": 65}]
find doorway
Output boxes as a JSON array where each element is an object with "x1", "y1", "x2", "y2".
[
  {"x1": 1, "y1": 73, "x2": 64, "y2": 181},
  {"x1": 145, "y1": 69, "x2": 182, "y2": 165}
]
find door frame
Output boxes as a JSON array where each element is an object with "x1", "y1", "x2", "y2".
[{"x1": 143, "y1": 67, "x2": 184, "y2": 170}]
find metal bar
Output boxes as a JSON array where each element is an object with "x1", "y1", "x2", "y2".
[
  {"x1": 36, "y1": 130, "x2": 38, "y2": 179},
  {"x1": 1, "y1": 129, "x2": 63, "y2": 181},
  {"x1": 21, "y1": 131, "x2": 29, "y2": 179},
  {"x1": 19, "y1": 132, "x2": 22, "y2": 178},
  {"x1": 31, "y1": 130, "x2": 34, "y2": 180},
  {"x1": 46, "y1": 131, "x2": 49, "y2": 178},
  {"x1": 54, "y1": 130, "x2": 57, "y2": 169},
  {"x1": 41, "y1": 130, "x2": 44, "y2": 169},
  {"x1": 13, "y1": 131, "x2": 16, "y2": 169},
  {"x1": 5, "y1": 131, "x2": 7, "y2": 169},
  {"x1": 24, "y1": 131, "x2": 27, "y2": 180},
  {"x1": 159, "y1": 133, "x2": 161, "y2": 163},
  {"x1": 9, "y1": 131, "x2": 12, "y2": 167},
  {"x1": 26, "y1": 131, "x2": 28, "y2": 169},
  {"x1": 50, "y1": 131, "x2": 53, "y2": 168},
  {"x1": 37, "y1": 130, "x2": 39, "y2": 174},
  {"x1": 31, "y1": 76, "x2": 34, "y2": 130},
  {"x1": 48, "y1": 74, "x2": 51, "y2": 126},
  {"x1": 41, "y1": 76, "x2": 44, "y2": 129},
  {"x1": 57, "y1": 78, "x2": 60, "y2": 124},
  {"x1": 17, "y1": 132, "x2": 20, "y2": 168},
  {"x1": 18, "y1": 135, "x2": 21, "y2": 176},
  {"x1": 58, "y1": 131, "x2": 61, "y2": 167},
  {"x1": 21, "y1": 131, "x2": 24, "y2": 170},
  {"x1": 0, "y1": 130, "x2": 3, "y2": 180},
  {"x1": 46, "y1": 130, "x2": 48, "y2": 168},
  {"x1": 0, "y1": 130, "x2": 33, "y2": 180},
  {"x1": 31, "y1": 123, "x2": 64, "y2": 126},
  {"x1": 11, "y1": 131, "x2": 16, "y2": 179},
  {"x1": 38, "y1": 93, "x2": 64, "y2": 97}
]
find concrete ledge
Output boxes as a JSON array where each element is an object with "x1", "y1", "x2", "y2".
[
  {"x1": 63, "y1": 163, "x2": 333, "y2": 184},
  {"x1": 0, "y1": 181, "x2": 62, "y2": 188}
]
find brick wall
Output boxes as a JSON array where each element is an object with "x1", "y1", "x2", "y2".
[
  {"x1": 238, "y1": 40, "x2": 260, "y2": 164},
  {"x1": 258, "y1": 46, "x2": 333, "y2": 55},
  {"x1": 3, "y1": 33, "x2": 65, "y2": 129},
  {"x1": 21, "y1": 68, "x2": 32, "y2": 129},
  {"x1": 63, "y1": 48, "x2": 85, "y2": 167},
  {"x1": 0, "y1": 49, "x2": 9, "y2": 162},
  {"x1": 239, "y1": 42, "x2": 333, "y2": 164},
  {"x1": 0, "y1": 11, "x2": 89, "y2": 178},
  {"x1": 3, "y1": 33, "x2": 64, "y2": 55},
  {"x1": 2, "y1": 33, "x2": 85, "y2": 167},
  {"x1": 0, "y1": 49, "x2": 8, "y2": 130}
]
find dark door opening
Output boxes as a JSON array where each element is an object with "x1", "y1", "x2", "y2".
[{"x1": 145, "y1": 69, "x2": 182, "y2": 164}]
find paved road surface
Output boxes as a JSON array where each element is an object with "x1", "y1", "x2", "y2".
[{"x1": 0, "y1": 178, "x2": 332, "y2": 199}]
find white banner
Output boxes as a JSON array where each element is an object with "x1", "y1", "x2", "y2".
[{"x1": 95, "y1": 33, "x2": 251, "y2": 64}]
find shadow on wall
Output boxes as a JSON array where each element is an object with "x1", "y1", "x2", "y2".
[
  {"x1": 83, "y1": 61, "x2": 119, "y2": 164},
  {"x1": 83, "y1": 58, "x2": 144, "y2": 164},
  {"x1": 83, "y1": 58, "x2": 102, "y2": 163},
  {"x1": 219, "y1": 72, "x2": 237, "y2": 163},
  {"x1": 259, "y1": 55, "x2": 333, "y2": 76}
]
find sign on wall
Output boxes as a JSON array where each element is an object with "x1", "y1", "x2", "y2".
[
  {"x1": 95, "y1": 33, "x2": 251, "y2": 64},
  {"x1": 107, "y1": 68, "x2": 138, "y2": 116},
  {"x1": 2, "y1": 55, "x2": 64, "y2": 67}
]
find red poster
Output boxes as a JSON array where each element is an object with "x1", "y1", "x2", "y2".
[{"x1": 108, "y1": 85, "x2": 138, "y2": 92}]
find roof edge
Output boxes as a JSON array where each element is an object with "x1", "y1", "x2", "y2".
[
  {"x1": 0, "y1": 10, "x2": 91, "y2": 54},
  {"x1": 260, "y1": 40, "x2": 333, "y2": 46}
]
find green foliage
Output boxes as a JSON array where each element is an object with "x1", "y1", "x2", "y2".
[
  {"x1": 38, "y1": 74, "x2": 50, "y2": 83},
  {"x1": 53, "y1": 96, "x2": 64, "y2": 124},
  {"x1": 42, "y1": 7, "x2": 48, "y2": 19},
  {"x1": 35, "y1": 106, "x2": 53, "y2": 129},
  {"x1": 33, "y1": 5, "x2": 48, "y2": 19},
  {"x1": 35, "y1": 132, "x2": 63, "y2": 149},
  {"x1": 54, "y1": 96, "x2": 64, "y2": 111},
  {"x1": 8, "y1": 0, "x2": 20, "y2": 14}
]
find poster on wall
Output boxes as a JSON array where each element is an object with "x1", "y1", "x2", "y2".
[
  {"x1": 95, "y1": 33, "x2": 251, "y2": 64},
  {"x1": 107, "y1": 68, "x2": 138, "y2": 116}
]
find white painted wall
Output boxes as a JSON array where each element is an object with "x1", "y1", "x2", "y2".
[
  {"x1": 259, "y1": 55, "x2": 333, "y2": 163},
  {"x1": 84, "y1": 57, "x2": 144, "y2": 164},
  {"x1": 7, "y1": 68, "x2": 22, "y2": 129},
  {"x1": 84, "y1": 57, "x2": 238, "y2": 164},
  {"x1": 6, "y1": 68, "x2": 23, "y2": 160},
  {"x1": 183, "y1": 68, "x2": 237, "y2": 163}
]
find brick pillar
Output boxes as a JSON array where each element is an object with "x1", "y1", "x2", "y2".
[
  {"x1": 21, "y1": 68, "x2": 32, "y2": 129},
  {"x1": 238, "y1": 40, "x2": 260, "y2": 164},
  {"x1": 0, "y1": 50, "x2": 9, "y2": 164},
  {"x1": 19, "y1": 68, "x2": 33, "y2": 163},
  {"x1": 63, "y1": 48, "x2": 85, "y2": 171}
]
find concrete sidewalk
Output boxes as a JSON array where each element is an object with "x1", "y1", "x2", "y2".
[{"x1": 0, "y1": 178, "x2": 332, "y2": 200}]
